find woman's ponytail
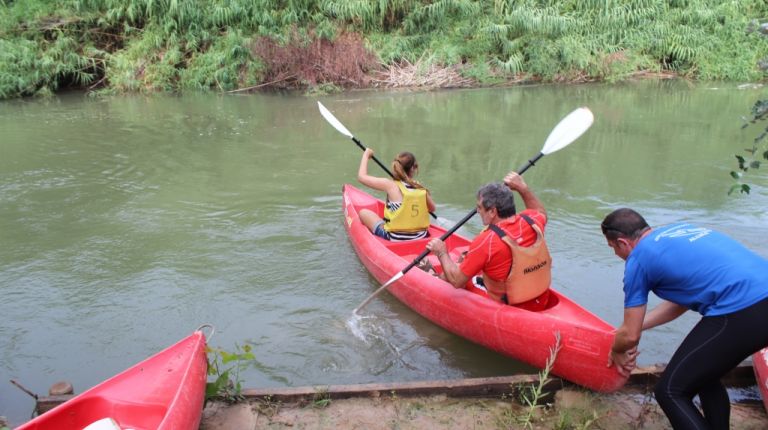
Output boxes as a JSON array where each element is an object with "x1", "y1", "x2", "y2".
[{"x1": 392, "y1": 151, "x2": 428, "y2": 193}]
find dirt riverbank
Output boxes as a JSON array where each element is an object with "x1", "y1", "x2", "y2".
[
  {"x1": 200, "y1": 365, "x2": 768, "y2": 429},
  {"x1": 9, "y1": 364, "x2": 766, "y2": 429}
]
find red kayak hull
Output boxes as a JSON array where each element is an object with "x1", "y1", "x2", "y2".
[
  {"x1": 17, "y1": 331, "x2": 208, "y2": 430},
  {"x1": 343, "y1": 184, "x2": 627, "y2": 392},
  {"x1": 754, "y1": 348, "x2": 768, "y2": 413}
]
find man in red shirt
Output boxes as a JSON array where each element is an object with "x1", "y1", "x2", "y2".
[{"x1": 426, "y1": 172, "x2": 551, "y2": 310}]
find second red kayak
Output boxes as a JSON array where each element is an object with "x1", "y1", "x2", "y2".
[
  {"x1": 343, "y1": 184, "x2": 627, "y2": 392},
  {"x1": 17, "y1": 331, "x2": 208, "y2": 430},
  {"x1": 754, "y1": 348, "x2": 768, "y2": 413}
]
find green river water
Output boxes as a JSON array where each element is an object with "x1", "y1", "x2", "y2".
[{"x1": 1, "y1": 81, "x2": 767, "y2": 425}]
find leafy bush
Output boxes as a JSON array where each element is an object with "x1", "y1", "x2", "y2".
[{"x1": 205, "y1": 343, "x2": 255, "y2": 404}]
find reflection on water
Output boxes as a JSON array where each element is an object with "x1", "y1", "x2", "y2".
[{"x1": 1, "y1": 82, "x2": 767, "y2": 425}]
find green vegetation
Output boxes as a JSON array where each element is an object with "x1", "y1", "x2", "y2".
[
  {"x1": 1, "y1": 0, "x2": 767, "y2": 99},
  {"x1": 730, "y1": 23, "x2": 768, "y2": 195},
  {"x1": 498, "y1": 333, "x2": 603, "y2": 429},
  {"x1": 311, "y1": 386, "x2": 332, "y2": 408},
  {"x1": 515, "y1": 332, "x2": 562, "y2": 429},
  {"x1": 730, "y1": 99, "x2": 768, "y2": 195},
  {"x1": 205, "y1": 343, "x2": 255, "y2": 404}
]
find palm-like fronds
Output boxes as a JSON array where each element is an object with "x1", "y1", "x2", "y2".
[{"x1": 1, "y1": 0, "x2": 767, "y2": 98}]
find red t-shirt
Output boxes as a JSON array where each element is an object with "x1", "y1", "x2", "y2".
[{"x1": 459, "y1": 209, "x2": 547, "y2": 282}]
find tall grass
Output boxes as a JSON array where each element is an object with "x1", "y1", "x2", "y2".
[{"x1": 0, "y1": 0, "x2": 766, "y2": 99}]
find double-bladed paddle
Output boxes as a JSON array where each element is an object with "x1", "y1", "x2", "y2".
[
  {"x1": 317, "y1": 101, "x2": 452, "y2": 226},
  {"x1": 352, "y1": 107, "x2": 595, "y2": 315}
]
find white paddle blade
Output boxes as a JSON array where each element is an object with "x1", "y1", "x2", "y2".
[
  {"x1": 317, "y1": 101, "x2": 354, "y2": 139},
  {"x1": 541, "y1": 107, "x2": 594, "y2": 155}
]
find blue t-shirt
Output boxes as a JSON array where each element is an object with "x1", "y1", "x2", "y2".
[{"x1": 623, "y1": 223, "x2": 768, "y2": 316}]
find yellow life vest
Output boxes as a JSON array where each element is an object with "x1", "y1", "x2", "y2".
[
  {"x1": 482, "y1": 215, "x2": 552, "y2": 304},
  {"x1": 383, "y1": 181, "x2": 430, "y2": 233}
]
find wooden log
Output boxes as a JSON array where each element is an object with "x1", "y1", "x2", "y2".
[
  {"x1": 36, "y1": 394, "x2": 74, "y2": 415},
  {"x1": 48, "y1": 381, "x2": 73, "y2": 396}
]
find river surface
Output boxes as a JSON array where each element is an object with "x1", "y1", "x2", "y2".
[{"x1": 1, "y1": 82, "x2": 767, "y2": 425}]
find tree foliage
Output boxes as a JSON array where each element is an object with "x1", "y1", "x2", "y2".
[
  {"x1": 730, "y1": 99, "x2": 768, "y2": 195},
  {"x1": 729, "y1": 21, "x2": 768, "y2": 195}
]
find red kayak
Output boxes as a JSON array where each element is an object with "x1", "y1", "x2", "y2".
[
  {"x1": 754, "y1": 348, "x2": 768, "y2": 413},
  {"x1": 17, "y1": 331, "x2": 208, "y2": 430},
  {"x1": 343, "y1": 184, "x2": 627, "y2": 392}
]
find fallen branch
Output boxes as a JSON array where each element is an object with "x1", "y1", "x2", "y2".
[{"x1": 227, "y1": 73, "x2": 298, "y2": 93}]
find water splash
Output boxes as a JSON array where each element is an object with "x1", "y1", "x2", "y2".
[
  {"x1": 345, "y1": 312, "x2": 412, "y2": 371},
  {"x1": 345, "y1": 312, "x2": 372, "y2": 344}
]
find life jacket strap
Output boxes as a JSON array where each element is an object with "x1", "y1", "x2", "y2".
[{"x1": 488, "y1": 214, "x2": 536, "y2": 239}]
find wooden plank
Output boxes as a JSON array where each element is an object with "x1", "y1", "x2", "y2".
[{"x1": 240, "y1": 374, "x2": 562, "y2": 403}]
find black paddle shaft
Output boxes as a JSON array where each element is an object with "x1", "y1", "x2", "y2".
[
  {"x1": 353, "y1": 137, "x2": 394, "y2": 178},
  {"x1": 352, "y1": 136, "x2": 439, "y2": 220},
  {"x1": 517, "y1": 152, "x2": 544, "y2": 176},
  {"x1": 399, "y1": 151, "x2": 546, "y2": 276}
]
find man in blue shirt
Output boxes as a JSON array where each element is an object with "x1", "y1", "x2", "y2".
[{"x1": 601, "y1": 208, "x2": 768, "y2": 430}]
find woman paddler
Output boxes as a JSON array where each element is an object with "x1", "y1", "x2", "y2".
[{"x1": 357, "y1": 148, "x2": 436, "y2": 241}]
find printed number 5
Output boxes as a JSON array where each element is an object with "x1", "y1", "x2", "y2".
[{"x1": 411, "y1": 204, "x2": 419, "y2": 217}]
